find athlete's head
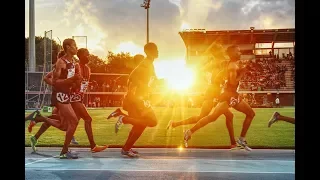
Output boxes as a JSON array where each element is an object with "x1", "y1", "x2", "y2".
[
  {"x1": 226, "y1": 45, "x2": 241, "y2": 61},
  {"x1": 63, "y1": 38, "x2": 77, "y2": 56},
  {"x1": 77, "y1": 48, "x2": 90, "y2": 64},
  {"x1": 144, "y1": 42, "x2": 158, "y2": 59}
]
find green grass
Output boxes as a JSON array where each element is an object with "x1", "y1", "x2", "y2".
[{"x1": 25, "y1": 107, "x2": 295, "y2": 148}]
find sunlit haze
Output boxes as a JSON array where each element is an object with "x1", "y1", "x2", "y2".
[
  {"x1": 180, "y1": 21, "x2": 190, "y2": 31},
  {"x1": 113, "y1": 41, "x2": 144, "y2": 56},
  {"x1": 154, "y1": 59, "x2": 195, "y2": 91}
]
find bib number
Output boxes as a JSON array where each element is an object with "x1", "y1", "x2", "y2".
[
  {"x1": 80, "y1": 81, "x2": 89, "y2": 92},
  {"x1": 229, "y1": 97, "x2": 239, "y2": 107},
  {"x1": 70, "y1": 93, "x2": 82, "y2": 102},
  {"x1": 67, "y1": 68, "x2": 75, "y2": 78}
]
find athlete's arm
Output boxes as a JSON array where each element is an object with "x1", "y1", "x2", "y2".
[
  {"x1": 52, "y1": 59, "x2": 80, "y2": 87},
  {"x1": 43, "y1": 71, "x2": 53, "y2": 85},
  {"x1": 73, "y1": 63, "x2": 82, "y2": 87},
  {"x1": 213, "y1": 69, "x2": 226, "y2": 85}
]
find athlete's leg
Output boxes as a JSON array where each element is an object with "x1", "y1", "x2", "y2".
[
  {"x1": 278, "y1": 114, "x2": 295, "y2": 124},
  {"x1": 122, "y1": 125, "x2": 146, "y2": 152},
  {"x1": 223, "y1": 109, "x2": 236, "y2": 146},
  {"x1": 168, "y1": 100, "x2": 213, "y2": 129},
  {"x1": 34, "y1": 116, "x2": 59, "y2": 140},
  {"x1": 189, "y1": 102, "x2": 230, "y2": 134},
  {"x1": 26, "y1": 110, "x2": 67, "y2": 131},
  {"x1": 33, "y1": 108, "x2": 76, "y2": 144},
  {"x1": 183, "y1": 102, "x2": 230, "y2": 147},
  {"x1": 27, "y1": 106, "x2": 60, "y2": 133},
  {"x1": 29, "y1": 108, "x2": 60, "y2": 152},
  {"x1": 34, "y1": 107, "x2": 60, "y2": 139},
  {"x1": 120, "y1": 105, "x2": 144, "y2": 157},
  {"x1": 56, "y1": 103, "x2": 79, "y2": 157},
  {"x1": 111, "y1": 99, "x2": 157, "y2": 129},
  {"x1": 233, "y1": 100, "x2": 255, "y2": 140},
  {"x1": 123, "y1": 108, "x2": 157, "y2": 152},
  {"x1": 71, "y1": 102, "x2": 108, "y2": 152},
  {"x1": 268, "y1": 112, "x2": 295, "y2": 127}
]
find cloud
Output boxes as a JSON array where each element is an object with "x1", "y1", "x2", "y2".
[
  {"x1": 62, "y1": 0, "x2": 107, "y2": 57},
  {"x1": 61, "y1": 0, "x2": 182, "y2": 59},
  {"x1": 204, "y1": 0, "x2": 294, "y2": 30},
  {"x1": 26, "y1": 0, "x2": 295, "y2": 59}
]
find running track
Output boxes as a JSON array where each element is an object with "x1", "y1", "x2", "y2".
[{"x1": 25, "y1": 147, "x2": 295, "y2": 180}]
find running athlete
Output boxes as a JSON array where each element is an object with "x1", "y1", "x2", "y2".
[
  {"x1": 268, "y1": 111, "x2": 295, "y2": 127},
  {"x1": 69, "y1": 48, "x2": 108, "y2": 152},
  {"x1": 166, "y1": 57, "x2": 237, "y2": 148},
  {"x1": 27, "y1": 51, "x2": 79, "y2": 148},
  {"x1": 25, "y1": 38, "x2": 81, "y2": 159},
  {"x1": 106, "y1": 42, "x2": 159, "y2": 158},
  {"x1": 27, "y1": 49, "x2": 108, "y2": 153},
  {"x1": 183, "y1": 45, "x2": 256, "y2": 151}
]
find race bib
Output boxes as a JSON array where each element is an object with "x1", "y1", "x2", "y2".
[
  {"x1": 67, "y1": 68, "x2": 75, "y2": 78},
  {"x1": 80, "y1": 81, "x2": 89, "y2": 92},
  {"x1": 56, "y1": 92, "x2": 70, "y2": 103},
  {"x1": 70, "y1": 93, "x2": 82, "y2": 102},
  {"x1": 229, "y1": 97, "x2": 239, "y2": 107},
  {"x1": 143, "y1": 100, "x2": 151, "y2": 108}
]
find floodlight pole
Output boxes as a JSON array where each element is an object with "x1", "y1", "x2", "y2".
[
  {"x1": 57, "y1": 37, "x2": 61, "y2": 51},
  {"x1": 141, "y1": 0, "x2": 151, "y2": 44},
  {"x1": 29, "y1": 0, "x2": 36, "y2": 72}
]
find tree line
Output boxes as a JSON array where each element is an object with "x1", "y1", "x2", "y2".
[{"x1": 25, "y1": 37, "x2": 143, "y2": 73}]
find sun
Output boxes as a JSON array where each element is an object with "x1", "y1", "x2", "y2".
[
  {"x1": 154, "y1": 59, "x2": 195, "y2": 91},
  {"x1": 167, "y1": 67, "x2": 194, "y2": 91}
]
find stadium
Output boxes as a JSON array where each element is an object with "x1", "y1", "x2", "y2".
[{"x1": 25, "y1": 0, "x2": 295, "y2": 179}]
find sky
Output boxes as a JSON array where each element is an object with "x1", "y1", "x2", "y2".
[{"x1": 25, "y1": 0, "x2": 295, "y2": 61}]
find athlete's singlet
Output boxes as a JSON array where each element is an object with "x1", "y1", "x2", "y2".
[
  {"x1": 51, "y1": 58, "x2": 75, "y2": 105},
  {"x1": 70, "y1": 64, "x2": 90, "y2": 103},
  {"x1": 220, "y1": 61, "x2": 241, "y2": 107}
]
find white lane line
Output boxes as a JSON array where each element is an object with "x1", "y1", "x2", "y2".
[
  {"x1": 25, "y1": 168, "x2": 295, "y2": 174},
  {"x1": 24, "y1": 158, "x2": 294, "y2": 162},
  {"x1": 25, "y1": 155, "x2": 59, "y2": 166}
]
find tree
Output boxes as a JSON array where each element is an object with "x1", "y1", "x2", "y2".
[
  {"x1": 87, "y1": 54, "x2": 107, "y2": 73},
  {"x1": 106, "y1": 51, "x2": 138, "y2": 73},
  {"x1": 25, "y1": 36, "x2": 61, "y2": 68}
]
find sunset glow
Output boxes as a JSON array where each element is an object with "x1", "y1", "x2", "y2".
[
  {"x1": 114, "y1": 41, "x2": 144, "y2": 55},
  {"x1": 154, "y1": 59, "x2": 195, "y2": 91},
  {"x1": 180, "y1": 22, "x2": 191, "y2": 31}
]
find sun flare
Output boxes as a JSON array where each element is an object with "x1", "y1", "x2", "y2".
[{"x1": 154, "y1": 59, "x2": 195, "y2": 91}]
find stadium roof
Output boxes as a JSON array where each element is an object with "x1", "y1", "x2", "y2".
[{"x1": 179, "y1": 28, "x2": 295, "y2": 46}]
